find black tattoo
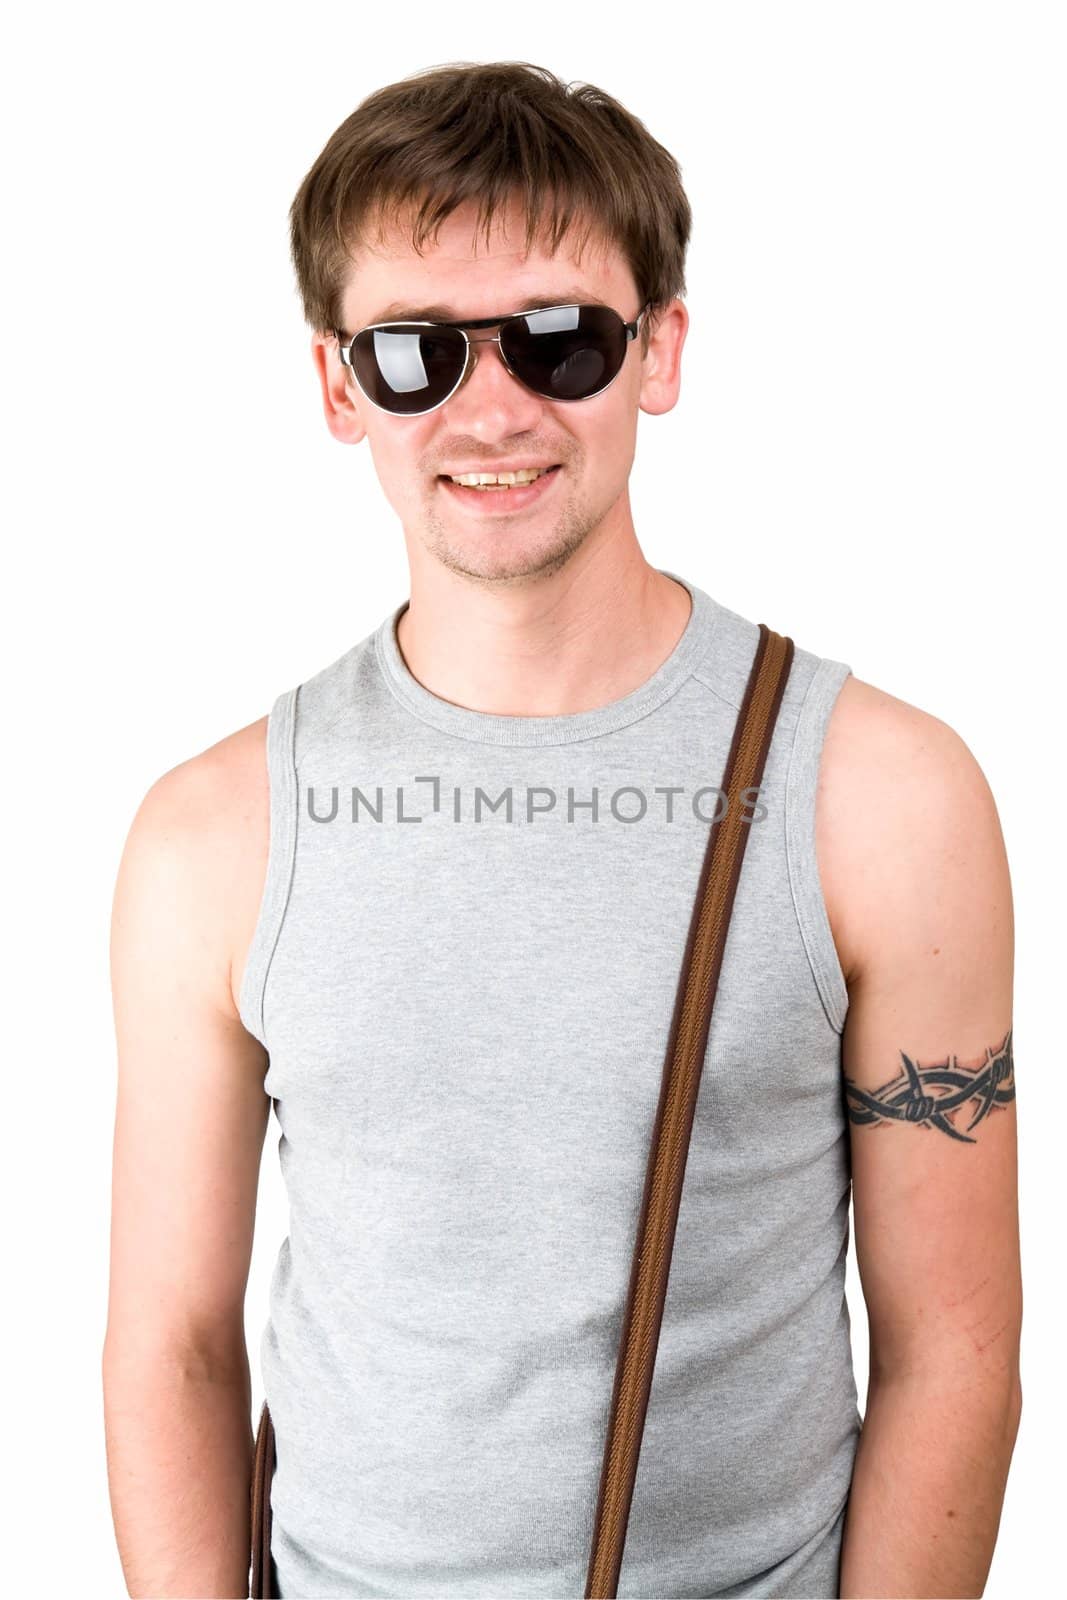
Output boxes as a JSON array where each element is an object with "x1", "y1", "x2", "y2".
[{"x1": 844, "y1": 1028, "x2": 1014, "y2": 1144}]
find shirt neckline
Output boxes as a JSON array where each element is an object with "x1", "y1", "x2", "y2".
[{"x1": 373, "y1": 568, "x2": 721, "y2": 747}]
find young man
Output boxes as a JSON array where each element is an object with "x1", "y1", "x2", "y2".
[{"x1": 103, "y1": 62, "x2": 1022, "y2": 1600}]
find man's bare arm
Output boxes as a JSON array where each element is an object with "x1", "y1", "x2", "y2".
[
  {"x1": 103, "y1": 718, "x2": 270, "y2": 1600},
  {"x1": 820, "y1": 679, "x2": 1023, "y2": 1599}
]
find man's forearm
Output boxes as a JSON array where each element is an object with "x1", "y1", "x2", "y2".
[
  {"x1": 103, "y1": 1341, "x2": 254, "y2": 1599},
  {"x1": 839, "y1": 1366, "x2": 1022, "y2": 1598}
]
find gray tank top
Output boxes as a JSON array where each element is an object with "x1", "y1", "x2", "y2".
[{"x1": 238, "y1": 568, "x2": 861, "y2": 1599}]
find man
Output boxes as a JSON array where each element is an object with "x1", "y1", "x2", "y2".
[{"x1": 103, "y1": 61, "x2": 1022, "y2": 1600}]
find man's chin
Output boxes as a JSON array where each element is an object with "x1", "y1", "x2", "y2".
[{"x1": 419, "y1": 520, "x2": 591, "y2": 588}]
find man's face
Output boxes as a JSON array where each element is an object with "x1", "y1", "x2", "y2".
[{"x1": 313, "y1": 197, "x2": 685, "y2": 588}]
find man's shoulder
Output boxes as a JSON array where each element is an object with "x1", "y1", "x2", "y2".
[
  {"x1": 117, "y1": 715, "x2": 271, "y2": 1020},
  {"x1": 133, "y1": 714, "x2": 270, "y2": 844},
  {"x1": 822, "y1": 672, "x2": 990, "y2": 804},
  {"x1": 817, "y1": 674, "x2": 1005, "y2": 989},
  {"x1": 823, "y1": 672, "x2": 968, "y2": 766}
]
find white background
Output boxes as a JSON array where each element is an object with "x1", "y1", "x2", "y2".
[{"x1": 3, "y1": 2, "x2": 1062, "y2": 1595}]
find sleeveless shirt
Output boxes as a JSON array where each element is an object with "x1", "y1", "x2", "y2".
[{"x1": 238, "y1": 568, "x2": 862, "y2": 1599}]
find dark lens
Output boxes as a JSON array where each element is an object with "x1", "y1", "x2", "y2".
[
  {"x1": 350, "y1": 325, "x2": 467, "y2": 414},
  {"x1": 501, "y1": 305, "x2": 628, "y2": 400}
]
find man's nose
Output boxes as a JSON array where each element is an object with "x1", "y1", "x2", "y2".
[{"x1": 439, "y1": 335, "x2": 545, "y2": 436}]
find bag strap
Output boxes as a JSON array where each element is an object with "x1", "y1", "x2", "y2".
[
  {"x1": 250, "y1": 1397, "x2": 276, "y2": 1598},
  {"x1": 584, "y1": 623, "x2": 795, "y2": 1600}
]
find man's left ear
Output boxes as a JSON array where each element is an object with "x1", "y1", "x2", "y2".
[{"x1": 638, "y1": 299, "x2": 689, "y2": 417}]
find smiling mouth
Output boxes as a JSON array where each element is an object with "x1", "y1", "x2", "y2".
[{"x1": 437, "y1": 465, "x2": 562, "y2": 491}]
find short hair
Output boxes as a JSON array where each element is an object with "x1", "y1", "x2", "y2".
[{"x1": 288, "y1": 60, "x2": 692, "y2": 350}]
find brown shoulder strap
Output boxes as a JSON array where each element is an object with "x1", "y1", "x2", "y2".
[
  {"x1": 250, "y1": 1397, "x2": 276, "y2": 1598},
  {"x1": 584, "y1": 624, "x2": 795, "y2": 1599}
]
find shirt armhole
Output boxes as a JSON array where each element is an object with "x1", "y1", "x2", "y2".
[
  {"x1": 784, "y1": 659, "x2": 852, "y2": 1035},
  {"x1": 237, "y1": 686, "x2": 299, "y2": 1049}
]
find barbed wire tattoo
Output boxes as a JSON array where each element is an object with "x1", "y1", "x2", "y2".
[{"x1": 844, "y1": 1028, "x2": 1014, "y2": 1144}]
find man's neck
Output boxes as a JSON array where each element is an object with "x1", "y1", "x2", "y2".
[{"x1": 393, "y1": 549, "x2": 693, "y2": 720}]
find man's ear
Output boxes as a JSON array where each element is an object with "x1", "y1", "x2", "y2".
[
  {"x1": 638, "y1": 298, "x2": 688, "y2": 418},
  {"x1": 310, "y1": 331, "x2": 368, "y2": 445}
]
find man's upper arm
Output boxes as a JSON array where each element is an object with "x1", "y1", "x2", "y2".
[
  {"x1": 819, "y1": 679, "x2": 1021, "y2": 1394},
  {"x1": 105, "y1": 721, "x2": 271, "y2": 1371}
]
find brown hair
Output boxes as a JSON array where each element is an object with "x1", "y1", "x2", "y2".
[{"x1": 288, "y1": 60, "x2": 691, "y2": 351}]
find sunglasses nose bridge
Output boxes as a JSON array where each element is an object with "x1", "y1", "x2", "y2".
[{"x1": 450, "y1": 329, "x2": 526, "y2": 399}]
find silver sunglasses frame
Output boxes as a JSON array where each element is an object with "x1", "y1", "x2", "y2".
[{"x1": 334, "y1": 301, "x2": 652, "y2": 417}]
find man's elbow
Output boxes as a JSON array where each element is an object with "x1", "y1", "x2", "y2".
[{"x1": 102, "y1": 1312, "x2": 249, "y2": 1391}]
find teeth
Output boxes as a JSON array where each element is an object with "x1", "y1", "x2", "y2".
[{"x1": 449, "y1": 467, "x2": 553, "y2": 487}]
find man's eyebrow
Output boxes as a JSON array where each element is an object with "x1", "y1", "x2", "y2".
[{"x1": 362, "y1": 289, "x2": 597, "y2": 325}]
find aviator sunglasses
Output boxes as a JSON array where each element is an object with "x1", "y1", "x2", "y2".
[{"x1": 334, "y1": 300, "x2": 652, "y2": 417}]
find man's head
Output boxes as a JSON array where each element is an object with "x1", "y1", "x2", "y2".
[{"x1": 290, "y1": 61, "x2": 691, "y2": 589}]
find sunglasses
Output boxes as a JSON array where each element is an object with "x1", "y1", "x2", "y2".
[{"x1": 333, "y1": 301, "x2": 652, "y2": 417}]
